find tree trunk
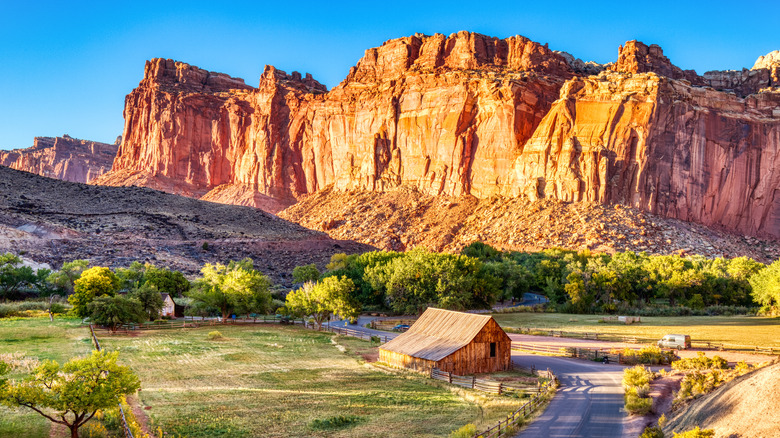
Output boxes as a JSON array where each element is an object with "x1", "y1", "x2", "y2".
[{"x1": 70, "y1": 425, "x2": 80, "y2": 438}]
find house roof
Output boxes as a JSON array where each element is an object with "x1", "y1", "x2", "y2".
[{"x1": 379, "y1": 308, "x2": 496, "y2": 362}]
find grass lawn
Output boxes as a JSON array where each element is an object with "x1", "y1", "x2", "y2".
[
  {"x1": 492, "y1": 313, "x2": 780, "y2": 348},
  {"x1": 0, "y1": 316, "x2": 92, "y2": 438},
  {"x1": 98, "y1": 324, "x2": 525, "y2": 438}
]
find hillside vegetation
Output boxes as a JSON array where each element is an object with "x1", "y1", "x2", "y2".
[{"x1": 664, "y1": 362, "x2": 780, "y2": 437}]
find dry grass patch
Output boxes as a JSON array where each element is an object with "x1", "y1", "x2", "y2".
[{"x1": 99, "y1": 324, "x2": 524, "y2": 438}]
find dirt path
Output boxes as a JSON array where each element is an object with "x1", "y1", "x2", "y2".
[
  {"x1": 127, "y1": 395, "x2": 154, "y2": 436},
  {"x1": 509, "y1": 334, "x2": 774, "y2": 364}
]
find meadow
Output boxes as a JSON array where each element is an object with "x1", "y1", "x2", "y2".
[
  {"x1": 0, "y1": 317, "x2": 92, "y2": 438},
  {"x1": 492, "y1": 313, "x2": 780, "y2": 349},
  {"x1": 96, "y1": 324, "x2": 522, "y2": 438}
]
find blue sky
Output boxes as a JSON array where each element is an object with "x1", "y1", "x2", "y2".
[{"x1": 1, "y1": 0, "x2": 777, "y2": 150}]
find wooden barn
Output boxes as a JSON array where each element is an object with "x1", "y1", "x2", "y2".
[{"x1": 379, "y1": 308, "x2": 512, "y2": 375}]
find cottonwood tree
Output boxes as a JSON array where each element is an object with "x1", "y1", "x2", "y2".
[
  {"x1": 0, "y1": 253, "x2": 36, "y2": 301},
  {"x1": 188, "y1": 258, "x2": 271, "y2": 320},
  {"x1": 68, "y1": 267, "x2": 120, "y2": 318},
  {"x1": 0, "y1": 350, "x2": 140, "y2": 438},
  {"x1": 87, "y1": 295, "x2": 146, "y2": 332},
  {"x1": 47, "y1": 259, "x2": 89, "y2": 295},
  {"x1": 285, "y1": 276, "x2": 359, "y2": 329},
  {"x1": 131, "y1": 283, "x2": 165, "y2": 320},
  {"x1": 292, "y1": 264, "x2": 321, "y2": 284}
]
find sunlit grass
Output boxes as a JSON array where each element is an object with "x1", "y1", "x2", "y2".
[
  {"x1": 0, "y1": 316, "x2": 92, "y2": 437},
  {"x1": 492, "y1": 313, "x2": 780, "y2": 348},
  {"x1": 99, "y1": 324, "x2": 524, "y2": 437}
]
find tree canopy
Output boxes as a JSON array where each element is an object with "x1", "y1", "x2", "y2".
[
  {"x1": 188, "y1": 258, "x2": 271, "y2": 319},
  {"x1": 0, "y1": 350, "x2": 140, "y2": 438},
  {"x1": 68, "y1": 267, "x2": 120, "y2": 318},
  {"x1": 87, "y1": 295, "x2": 146, "y2": 332},
  {"x1": 285, "y1": 276, "x2": 359, "y2": 329}
]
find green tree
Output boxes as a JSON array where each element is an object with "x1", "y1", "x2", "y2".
[
  {"x1": 144, "y1": 266, "x2": 190, "y2": 297},
  {"x1": 47, "y1": 259, "x2": 89, "y2": 295},
  {"x1": 189, "y1": 259, "x2": 271, "y2": 320},
  {"x1": 749, "y1": 259, "x2": 780, "y2": 314},
  {"x1": 292, "y1": 264, "x2": 321, "y2": 284},
  {"x1": 68, "y1": 267, "x2": 120, "y2": 318},
  {"x1": 114, "y1": 261, "x2": 147, "y2": 292},
  {"x1": 461, "y1": 241, "x2": 501, "y2": 262},
  {"x1": 285, "y1": 276, "x2": 359, "y2": 329},
  {"x1": 0, "y1": 253, "x2": 36, "y2": 300},
  {"x1": 87, "y1": 295, "x2": 146, "y2": 332},
  {"x1": 0, "y1": 350, "x2": 141, "y2": 438},
  {"x1": 131, "y1": 283, "x2": 165, "y2": 320}
]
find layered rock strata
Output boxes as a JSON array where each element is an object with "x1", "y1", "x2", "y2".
[
  {"x1": 1, "y1": 135, "x2": 118, "y2": 183},
  {"x1": 95, "y1": 33, "x2": 780, "y2": 238}
]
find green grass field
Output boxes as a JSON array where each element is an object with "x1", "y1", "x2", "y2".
[
  {"x1": 97, "y1": 324, "x2": 523, "y2": 438},
  {"x1": 492, "y1": 313, "x2": 780, "y2": 348},
  {"x1": 0, "y1": 317, "x2": 92, "y2": 438}
]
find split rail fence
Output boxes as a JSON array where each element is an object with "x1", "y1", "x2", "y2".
[
  {"x1": 430, "y1": 368, "x2": 541, "y2": 396},
  {"x1": 89, "y1": 325, "x2": 135, "y2": 438}
]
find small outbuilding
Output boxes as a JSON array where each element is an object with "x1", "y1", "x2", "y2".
[
  {"x1": 379, "y1": 308, "x2": 512, "y2": 375},
  {"x1": 161, "y1": 293, "x2": 176, "y2": 317}
]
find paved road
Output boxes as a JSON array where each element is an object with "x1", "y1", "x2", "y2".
[{"x1": 512, "y1": 353, "x2": 626, "y2": 438}]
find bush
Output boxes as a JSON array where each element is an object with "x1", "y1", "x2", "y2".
[
  {"x1": 672, "y1": 427, "x2": 715, "y2": 438},
  {"x1": 207, "y1": 331, "x2": 223, "y2": 340},
  {"x1": 623, "y1": 365, "x2": 654, "y2": 390},
  {"x1": 309, "y1": 415, "x2": 363, "y2": 430},
  {"x1": 449, "y1": 423, "x2": 478, "y2": 438},
  {"x1": 619, "y1": 346, "x2": 676, "y2": 365},
  {"x1": 672, "y1": 352, "x2": 728, "y2": 371},
  {"x1": 640, "y1": 425, "x2": 664, "y2": 438},
  {"x1": 624, "y1": 388, "x2": 653, "y2": 415}
]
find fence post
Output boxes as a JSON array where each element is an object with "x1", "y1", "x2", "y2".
[
  {"x1": 472, "y1": 376, "x2": 476, "y2": 389},
  {"x1": 448, "y1": 372, "x2": 452, "y2": 384},
  {"x1": 498, "y1": 382, "x2": 502, "y2": 395}
]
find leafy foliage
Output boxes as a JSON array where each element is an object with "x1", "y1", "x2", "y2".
[
  {"x1": 47, "y1": 259, "x2": 89, "y2": 295},
  {"x1": 0, "y1": 350, "x2": 140, "y2": 438},
  {"x1": 87, "y1": 295, "x2": 146, "y2": 332},
  {"x1": 68, "y1": 267, "x2": 120, "y2": 318},
  {"x1": 673, "y1": 427, "x2": 715, "y2": 438},
  {"x1": 188, "y1": 258, "x2": 271, "y2": 319},
  {"x1": 285, "y1": 276, "x2": 359, "y2": 329},
  {"x1": 292, "y1": 264, "x2": 321, "y2": 284},
  {"x1": 131, "y1": 283, "x2": 165, "y2": 320}
]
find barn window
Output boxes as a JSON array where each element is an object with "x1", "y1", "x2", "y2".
[{"x1": 490, "y1": 342, "x2": 496, "y2": 358}]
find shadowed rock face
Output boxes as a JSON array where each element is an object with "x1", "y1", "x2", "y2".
[
  {"x1": 0, "y1": 135, "x2": 118, "y2": 183},
  {"x1": 93, "y1": 32, "x2": 780, "y2": 238}
]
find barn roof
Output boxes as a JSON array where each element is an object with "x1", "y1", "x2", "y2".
[{"x1": 379, "y1": 308, "x2": 495, "y2": 362}]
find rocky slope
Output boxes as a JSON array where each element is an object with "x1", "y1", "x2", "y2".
[
  {"x1": 663, "y1": 362, "x2": 780, "y2": 438},
  {"x1": 93, "y1": 32, "x2": 780, "y2": 241},
  {"x1": 0, "y1": 135, "x2": 118, "y2": 183},
  {"x1": 279, "y1": 186, "x2": 780, "y2": 263},
  {"x1": 0, "y1": 166, "x2": 370, "y2": 285}
]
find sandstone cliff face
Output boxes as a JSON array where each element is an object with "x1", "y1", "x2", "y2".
[
  {"x1": 0, "y1": 135, "x2": 118, "y2": 183},
  {"x1": 95, "y1": 32, "x2": 573, "y2": 210},
  {"x1": 95, "y1": 33, "x2": 780, "y2": 238},
  {"x1": 509, "y1": 71, "x2": 780, "y2": 237}
]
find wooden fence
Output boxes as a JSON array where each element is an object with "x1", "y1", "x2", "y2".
[
  {"x1": 89, "y1": 325, "x2": 135, "y2": 438},
  {"x1": 322, "y1": 325, "x2": 393, "y2": 344},
  {"x1": 470, "y1": 371, "x2": 558, "y2": 438},
  {"x1": 430, "y1": 368, "x2": 535, "y2": 396},
  {"x1": 511, "y1": 342, "x2": 623, "y2": 364}
]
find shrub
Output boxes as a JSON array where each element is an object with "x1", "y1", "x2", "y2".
[
  {"x1": 672, "y1": 352, "x2": 728, "y2": 371},
  {"x1": 623, "y1": 365, "x2": 654, "y2": 390},
  {"x1": 672, "y1": 427, "x2": 715, "y2": 438},
  {"x1": 624, "y1": 388, "x2": 653, "y2": 415},
  {"x1": 640, "y1": 425, "x2": 664, "y2": 438},
  {"x1": 449, "y1": 423, "x2": 478, "y2": 438},
  {"x1": 619, "y1": 346, "x2": 676, "y2": 365},
  {"x1": 309, "y1": 415, "x2": 363, "y2": 430},
  {"x1": 207, "y1": 331, "x2": 223, "y2": 340}
]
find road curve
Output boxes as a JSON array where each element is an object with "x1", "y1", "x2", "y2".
[{"x1": 512, "y1": 353, "x2": 626, "y2": 438}]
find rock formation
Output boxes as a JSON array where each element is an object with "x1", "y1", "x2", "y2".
[
  {"x1": 94, "y1": 33, "x2": 780, "y2": 239},
  {"x1": 0, "y1": 135, "x2": 117, "y2": 183}
]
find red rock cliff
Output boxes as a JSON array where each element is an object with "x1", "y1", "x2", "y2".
[
  {"x1": 0, "y1": 135, "x2": 118, "y2": 183},
  {"x1": 94, "y1": 34, "x2": 780, "y2": 238}
]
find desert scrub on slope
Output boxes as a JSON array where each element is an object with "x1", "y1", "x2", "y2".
[{"x1": 672, "y1": 353, "x2": 757, "y2": 404}]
